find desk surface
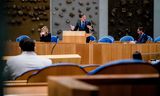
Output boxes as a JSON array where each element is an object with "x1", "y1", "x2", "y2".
[
  {"x1": 3, "y1": 54, "x2": 81, "y2": 64},
  {"x1": 3, "y1": 54, "x2": 81, "y2": 60}
]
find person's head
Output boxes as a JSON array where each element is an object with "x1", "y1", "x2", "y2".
[
  {"x1": 137, "y1": 27, "x2": 145, "y2": 35},
  {"x1": 79, "y1": 13, "x2": 86, "y2": 21},
  {"x1": 19, "y1": 38, "x2": 35, "y2": 52},
  {"x1": 82, "y1": 15, "x2": 86, "y2": 21},
  {"x1": 41, "y1": 26, "x2": 49, "y2": 33},
  {"x1": 57, "y1": 29, "x2": 62, "y2": 35},
  {"x1": 132, "y1": 51, "x2": 142, "y2": 60}
]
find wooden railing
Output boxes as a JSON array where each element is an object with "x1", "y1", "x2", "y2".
[{"x1": 4, "y1": 42, "x2": 160, "y2": 64}]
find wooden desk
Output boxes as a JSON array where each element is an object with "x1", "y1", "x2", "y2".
[
  {"x1": 62, "y1": 31, "x2": 86, "y2": 44},
  {"x1": 142, "y1": 52, "x2": 160, "y2": 60},
  {"x1": 92, "y1": 43, "x2": 160, "y2": 64},
  {"x1": 4, "y1": 80, "x2": 27, "y2": 84},
  {"x1": 4, "y1": 74, "x2": 159, "y2": 96},
  {"x1": 4, "y1": 83, "x2": 47, "y2": 96},
  {"x1": 3, "y1": 54, "x2": 81, "y2": 64},
  {"x1": 48, "y1": 74, "x2": 160, "y2": 96},
  {"x1": 4, "y1": 42, "x2": 160, "y2": 64}
]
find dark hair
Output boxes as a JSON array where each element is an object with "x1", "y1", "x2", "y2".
[
  {"x1": 19, "y1": 38, "x2": 35, "y2": 51},
  {"x1": 138, "y1": 27, "x2": 145, "y2": 32},
  {"x1": 57, "y1": 29, "x2": 62, "y2": 35},
  {"x1": 79, "y1": 13, "x2": 84, "y2": 18},
  {"x1": 132, "y1": 51, "x2": 142, "y2": 60}
]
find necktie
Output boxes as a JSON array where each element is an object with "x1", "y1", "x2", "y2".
[
  {"x1": 81, "y1": 21, "x2": 85, "y2": 28},
  {"x1": 138, "y1": 34, "x2": 143, "y2": 41}
]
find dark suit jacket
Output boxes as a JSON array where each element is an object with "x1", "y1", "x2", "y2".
[
  {"x1": 40, "y1": 32, "x2": 51, "y2": 42},
  {"x1": 74, "y1": 20, "x2": 94, "y2": 33},
  {"x1": 137, "y1": 33, "x2": 148, "y2": 43}
]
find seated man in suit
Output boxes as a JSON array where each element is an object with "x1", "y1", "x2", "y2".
[
  {"x1": 70, "y1": 13, "x2": 94, "y2": 43},
  {"x1": 3, "y1": 38, "x2": 52, "y2": 80},
  {"x1": 136, "y1": 27, "x2": 148, "y2": 43},
  {"x1": 130, "y1": 27, "x2": 148, "y2": 44}
]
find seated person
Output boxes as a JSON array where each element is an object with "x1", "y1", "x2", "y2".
[
  {"x1": 130, "y1": 27, "x2": 148, "y2": 44},
  {"x1": 132, "y1": 51, "x2": 142, "y2": 60},
  {"x1": 136, "y1": 27, "x2": 148, "y2": 43},
  {"x1": 40, "y1": 26, "x2": 51, "y2": 42},
  {"x1": 56, "y1": 29, "x2": 63, "y2": 40},
  {"x1": 4, "y1": 38, "x2": 52, "y2": 80}
]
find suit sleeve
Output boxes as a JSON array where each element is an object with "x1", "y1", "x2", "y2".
[
  {"x1": 141, "y1": 34, "x2": 148, "y2": 43},
  {"x1": 74, "y1": 21, "x2": 79, "y2": 31},
  {"x1": 88, "y1": 21, "x2": 95, "y2": 32},
  {"x1": 136, "y1": 34, "x2": 148, "y2": 43}
]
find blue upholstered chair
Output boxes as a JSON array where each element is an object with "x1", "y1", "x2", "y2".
[
  {"x1": 51, "y1": 35, "x2": 59, "y2": 43},
  {"x1": 152, "y1": 61, "x2": 160, "y2": 73},
  {"x1": 154, "y1": 36, "x2": 160, "y2": 43},
  {"x1": 101, "y1": 35, "x2": 114, "y2": 42},
  {"x1": 15, "y1": 69, "x2": 38, "y2": 80},
  {"x1": 16, "y1": 35, "x2": 30, "y2": 42},
  {"x1": 80, "y1": 64, "x2": 100, "y2": 73},
  {"x1": 147, "y1": 36, "x2": 153, "y2": 42},
  {"x1": 88, "y1": 59, "x2": 158, "y2": 75},
  {"x1": 89, "y1": 35, "x2": 96, "y2": 42},
  {"x1": 98, "y1": 36, "x2": 114, "y2": 43},
  {"x1": 27, "y1": 63, "x2": 87, "y2": 82},
  {"x1": 120, "y1": 36, "x2": 134, "y2": 42}
]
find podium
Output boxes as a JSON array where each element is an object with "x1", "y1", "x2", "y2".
[{"x1": 62, "y1": 31, "x2": 86, "y2": 43}]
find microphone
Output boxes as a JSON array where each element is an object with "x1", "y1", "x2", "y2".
[
  {"x1": 51, "y1": 36, "x2": 59, "y2": 54},
  {"x1": 51, "y1": 42, "x2": 57, "y2": 54},
  {"x1": 51, "y1": 30, "x2": 62, "y2": 54}
]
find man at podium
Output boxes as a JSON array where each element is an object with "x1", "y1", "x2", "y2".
[{"x1": 70, "y1": 13, "x2": 94, "y2": 43}]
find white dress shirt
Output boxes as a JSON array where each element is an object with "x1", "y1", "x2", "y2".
[{"x1": 4, "y1": 51, "x2": 52, "y2": 80}]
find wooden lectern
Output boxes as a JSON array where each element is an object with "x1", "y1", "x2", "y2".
[{"x1": 62, "y1": 31, "x2": 86, "y2": 43}]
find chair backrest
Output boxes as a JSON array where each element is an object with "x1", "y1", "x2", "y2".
[
  {"x1": 98, "y1": 36, "x2": 114, "y2": 43},
  {"x1": 51, "y1": 35, "x2": 59, "y2": 43},
  {"x1": 80, "y1": 64, "x2": 100, "y2": 73},
  {"x1": 15, "y1": 69, "x2": 38, "y2": 80},
  {"x1": 88, "y1": 59, "x2": 158, "y2": 75},
  {"x1": 154, "y1": 36, "x2": 160, "y2": 43},
  {"x1": 152, "y1": 61, "x2": 160, "y2": 73},
  {"x1": 89, "y1": 35, "x2": 96, "y2": 41},
  {"x1": 27, "y1": 64, "x2": 87, "y2": 82},
  {"x1": 147, "y1": 35, "x2": 153, "y2": 42},
  {"x1": 16, "y1": 35, "x2": 30, "y2": 42},
  {"x1": 120, "y1": 36, "x2": 134, "y2": 42},
  {"x1": 107, "y1": 35, "x2": 114, "y2": 41}
]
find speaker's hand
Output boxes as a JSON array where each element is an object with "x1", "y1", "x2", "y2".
[
  {"x1": 70, "y1": 25, "x2": 75, "y2": 31},
  {"x1": 87, "y1": 25, "x2": 93, "y2": 30},
  {"x1": 40, "y1": 32, "x2": 45, "y2": 36}
]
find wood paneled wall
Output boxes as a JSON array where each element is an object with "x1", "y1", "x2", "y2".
[
  {"x1": 5, "y1": 0, "x2": 50, "y2": 41},
  {"x1": 108, "y1": 0, "x2": 153, "y2": 40}
]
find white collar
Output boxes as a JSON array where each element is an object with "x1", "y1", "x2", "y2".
[{"x1": 21, "y1": 51, "x2": 37, "y2": 55}]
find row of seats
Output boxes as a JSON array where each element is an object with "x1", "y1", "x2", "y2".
[
  {"x1": 16, "y1": 35, "x2": 160, "y2": 43},
  {"x1": 16, "y1": 35, "x2": 59, "y2": 43},
  {"x1": 98, "y1": 35, "x2": 160, "y2": 43},
  {"x1": 14, "y1": 59, "x2": 160, "y2": 83}
]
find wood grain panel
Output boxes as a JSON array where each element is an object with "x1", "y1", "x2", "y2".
[{"x1": 4, "y1": 42, "x2": 160, "y2": 64}]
